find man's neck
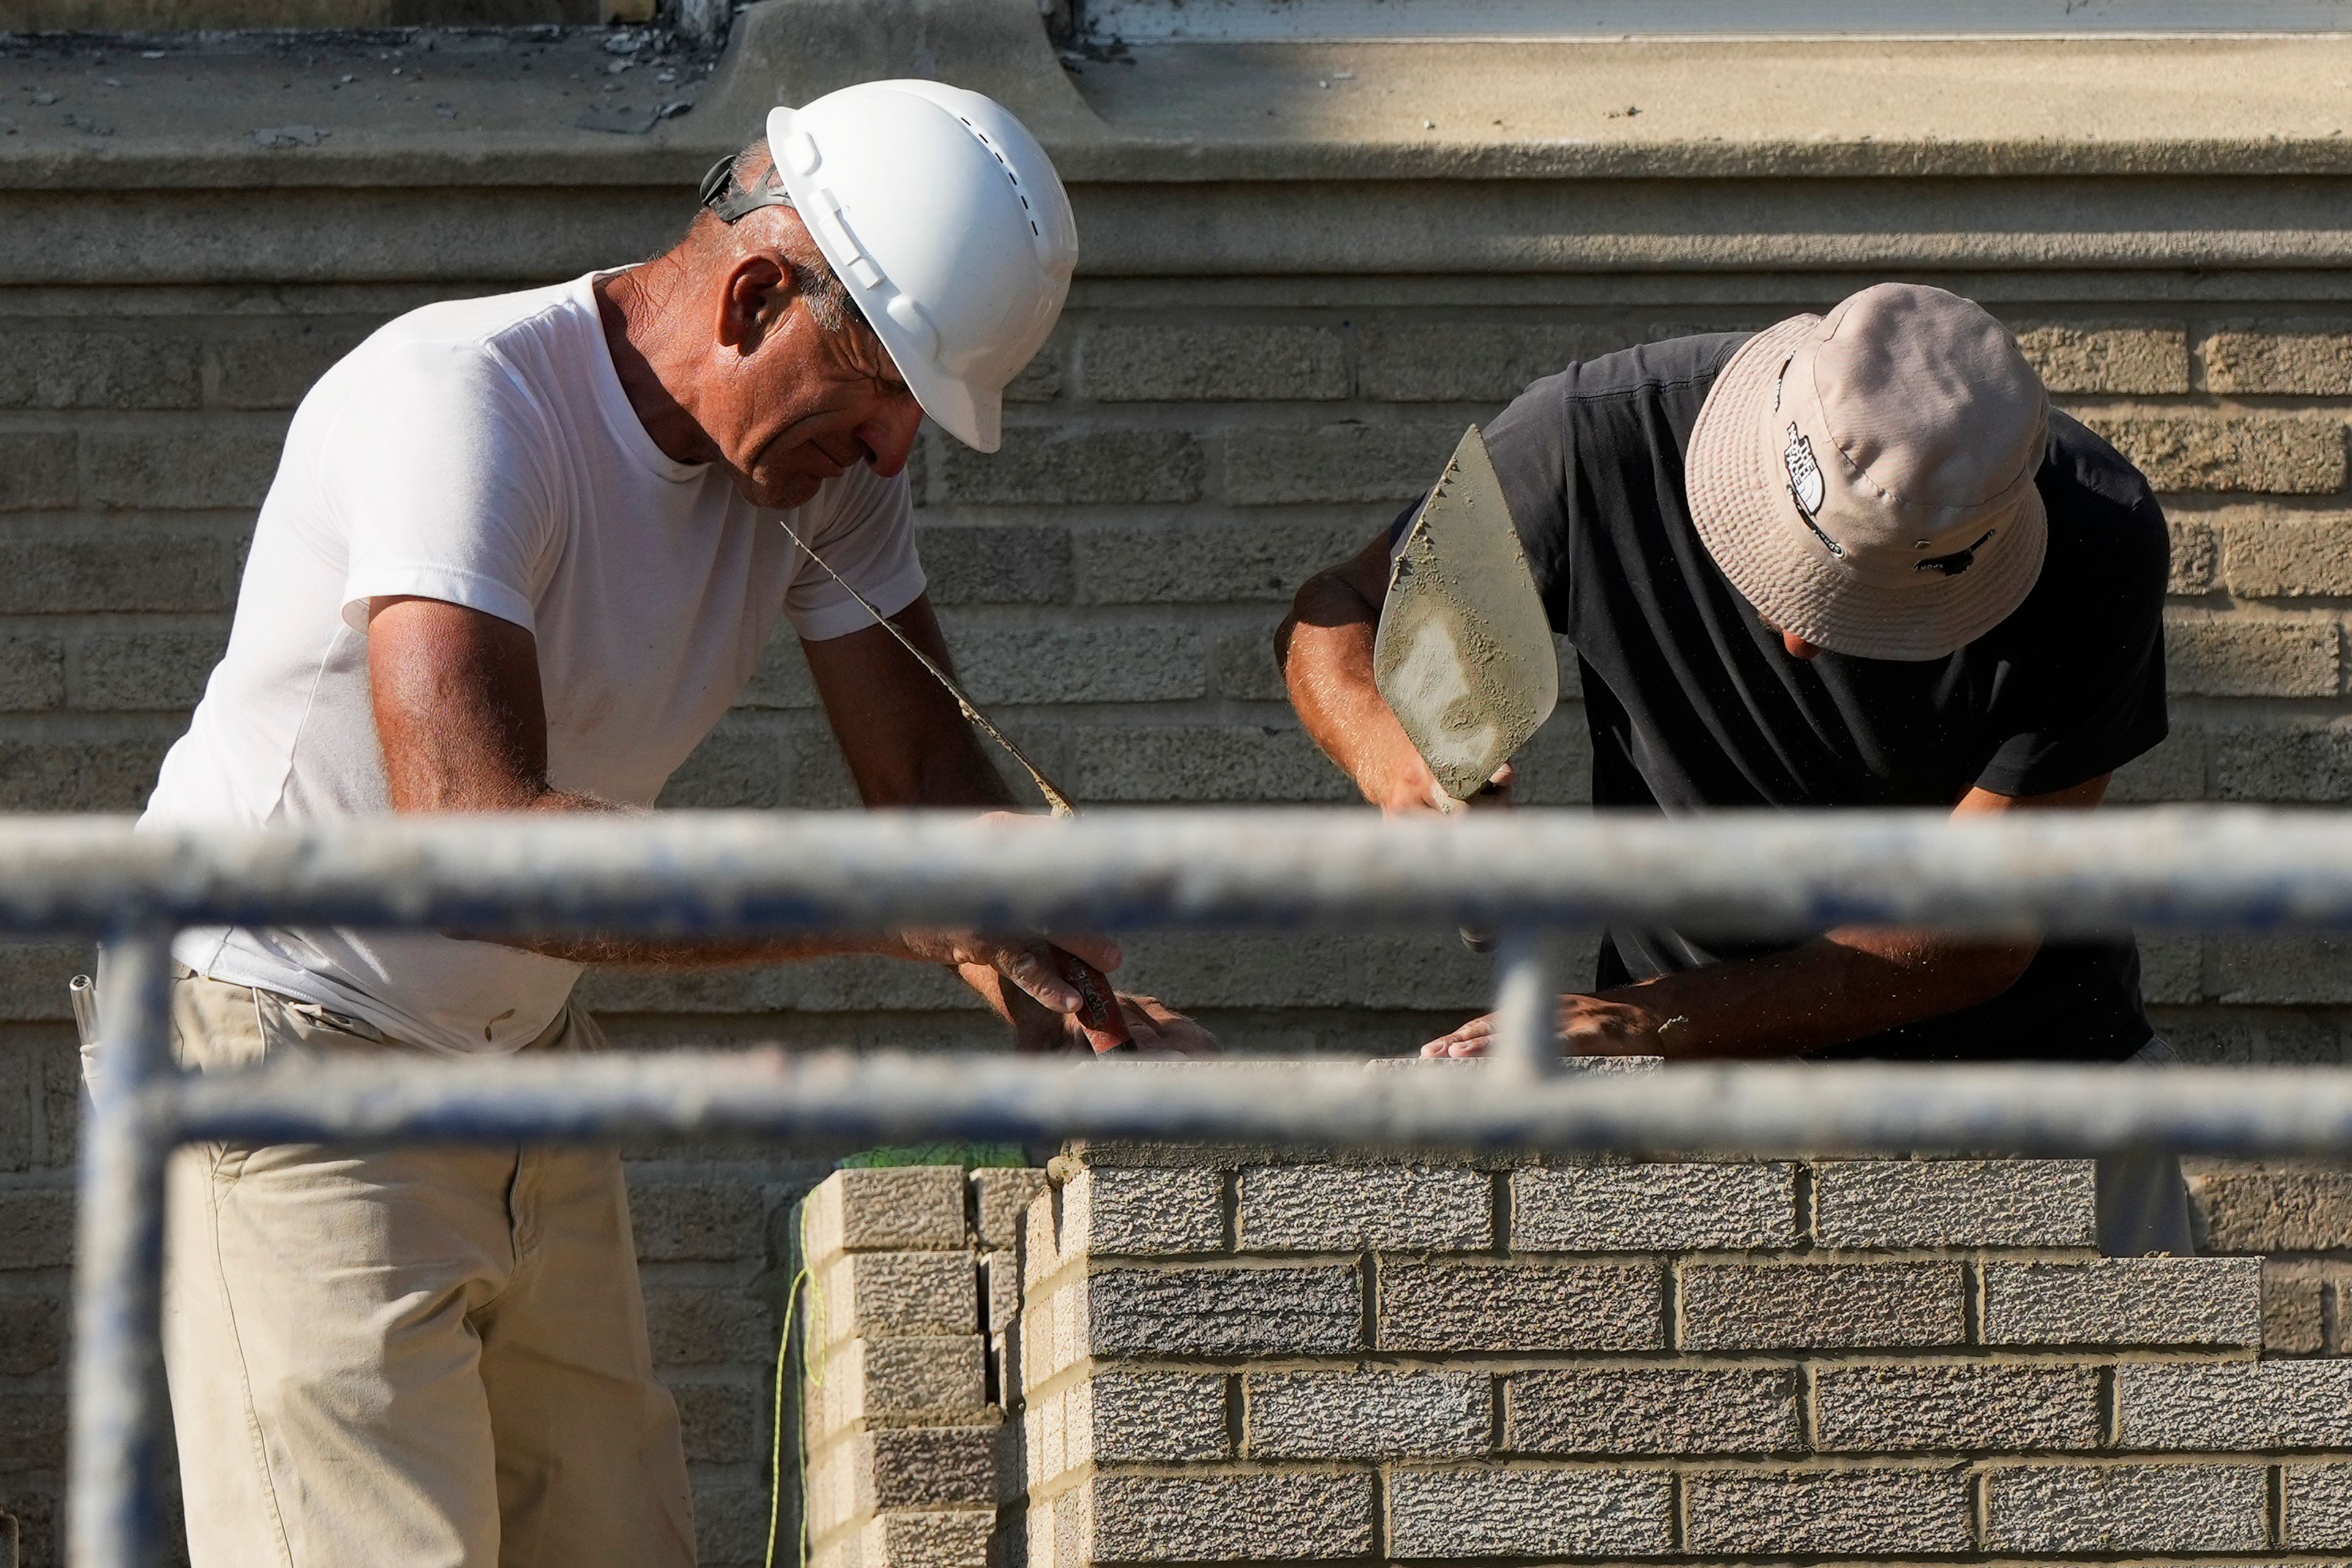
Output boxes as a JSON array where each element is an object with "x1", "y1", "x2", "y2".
[{"x1": 594, "y1": 265, "x2": 719, "y2": 467}]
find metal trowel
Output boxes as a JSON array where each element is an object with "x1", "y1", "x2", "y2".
[{"x1": 1376, "y1": 424, "x2": 1559, "y2": 807}]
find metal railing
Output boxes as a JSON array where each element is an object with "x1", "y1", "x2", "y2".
[{"x1": 33, "y1": 804, "x2": 2352, "y2": 1568}]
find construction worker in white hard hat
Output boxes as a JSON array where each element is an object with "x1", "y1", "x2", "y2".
[{"x1": 134, "y1": 80, "x2": 1208, "y2": 1567}]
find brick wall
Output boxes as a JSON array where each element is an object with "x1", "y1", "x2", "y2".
[
  {"x1": 6, "y1": 285, "x2": 2352, "y2": 1566},
  {"x1": 796, "y1": 1129, "x2": 2352, "y2": 1568}
]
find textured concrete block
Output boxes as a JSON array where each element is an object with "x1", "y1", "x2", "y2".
[
  {"x1": 0, "y1": 632, "x2": 65, "y2": 711},
  {"x1": 71, "y1": 626, "x2": 228, "y2": 710},
  {"x1": 0, "y1": 1187, "x2": 73, "y2": 1268},
  {"x1": 1071, "y1": 516, "x2": 1370, "y2": 605},
  {"x1": 1813, "y1": 1159, "x2": 2098, "y2": 1248},
  {"x1": 938, "y1": 616, "x2": 1211, "y2": 704},
  {"x1": 630, "y1": 1180, "x2": 766, "y2": 1263},
  {"x1": 0, "y1": 327, "x2": 201, "y2": 410},
  {"x1": 1981, "y1": 1258, "x2": 2263, "y2": 1346},
  {"x1": 1815, "y1": 1363, "x2": 2102, "y2": 1452},
  {"x1": 2266, "y1": 1260, "x2": 2329, "y2": 1352},
  {"x1": 912, "y1": 523, "x2": 1073, "y2": 605},
  {"x1": 932, "y1": 428, "x2": 1203, "y2": 507},
  {"x1": 2166, "y1": 612, "x2": 2342, "y2": 697},
  {"x1": 0, "y1": 433, "x2": 75, "y2": 509},
  {"x1": 208, "y1": 317, "x2": 376, "y2": 409},
  {"x1": 2223, "y1": 513, "x2": 2352, "y2": 598},
  {"x1": 1512, "y1": 1162, "x2": 1796, "y2": 1251},
  {"x1": 1684, "y1": 1467, "x2": 1970, "y2": 1554},
  {"x1": 1062, "y1": 722, "x2": 1355, "y2": 804},
  {"x1": 2286, "y1": 1463, "x2": 2352, "y2": 1548},
  {"x1": 970, "y1": 1167, "x2": 1050, "y2": 1251},
  {"x1": 1246, "y1": 1369, "x2": 1490, "y2": 1458},
  {"x1": 2081, "y1": 411, "x2": 2347, "y2": 495},
  {"x1": 85, "y1": 423, "x2": 285, "y2": 509},
  {"x1": 1239, "y1": 1164, "x2": 1491, "y2": 1251},
  {"x1": 2014, "y1": 323, "x2": 2189, "y2": 394},
  {"x1": 643, "y1": 1286, "x2": 771, "y2": 1367},
  {"x1": 2212, "y1": 717, "x2": 2352, "y2": 802},
  {"x1": 1073, "y1": 1370, "x2": 1230, "y2": 1468},
  {"x1": 807, "y1": 1168, "x2": 968, "y2": 1260},
  {"x1": 1223, "y1": 420, "x2": 1468, "y2": 503},
  {"x1": 861, "y1": 1508, "x2": 996, "y2": 1568},
  {"x1": 859, "y1": 1428, "x2": 999, "y2": 1510},
  {"x1": 1505, "y1": 1366, "x2": 1799, "y2": 1455},
  {"x1": 1379, "y1": 1260, "x2": 1662, "y2": 1352},
  {"x1": 1356, "y1": 320, "x2": 1689, "y2": 402},
  {"x1": 1680, "y1": 1262, "x2": 1965, "y2": 1350},
  {"x1": 1085, "y1": 324, "x2": 1349, "y2": 402},
  {"x1": 819, "y1": 1251, "x2": 978, "y2": 1345},
  {"x1": 674, "y1": 1381, "x2": 758, "y2": 1464},
  {"x1": 0, "y1": 732, "x2": 177, "y2": 810},
  {"x1": 0, "y1": 1291, "x2": 64, "y2": 1374},
  {"x1": 0, "y1": 530, "x2": 245, "y2": 613},
  {"x1": 2204, "y1": 326, "x2": 2352, "y2": 394},
  {"x1": 2119, "y1": 1360, "x2": 2352, "y2": 1448},
  {"x1": 1986, "y1": 1463, "x2": 2269, "y2": 1551},
  {"x1": 1386, "y1": 1466, "x2": 1675, "y2": 1558},
  {"x1": 2191, "y1": 1160, "x2": 2352, "y2": 1251},
  {"x1": 825, "y1": 1336, "x2": 987, "y2": 1428},
  {"x1": 1065, "y1": 1166, "x2": 1224, "y2": 1257},
  {"x1": 1088, "y1": 1264, "x2": 1361, "y2": 1355},
  {"x1": 1088, "y1": 1472, "x2": 1375, "y2": 1561},
  {"x1": 0, "y1": 1388, "x2": 66, "y2": 1472}
]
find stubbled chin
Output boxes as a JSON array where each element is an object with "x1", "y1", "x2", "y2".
[{"x1": 745, "y1": 473, "x2": 827, "y2": 510}]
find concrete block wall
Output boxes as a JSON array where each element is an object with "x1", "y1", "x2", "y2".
[{"x1": 997, "y1": 1135, "x2": 2352, "y2": 1568}]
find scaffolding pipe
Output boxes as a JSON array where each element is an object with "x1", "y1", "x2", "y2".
[{"x1": 13, "y1": 805, "x2": 2352, "y2": 938}]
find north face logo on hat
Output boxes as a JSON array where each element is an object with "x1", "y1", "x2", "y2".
[{"x1": 1783, "y1": 423, "x2": 1825, "y2": 517}]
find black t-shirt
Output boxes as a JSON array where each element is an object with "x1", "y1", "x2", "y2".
[{"x1": 1447, "y1": 331, "x2": 2171, "y2": 1061}]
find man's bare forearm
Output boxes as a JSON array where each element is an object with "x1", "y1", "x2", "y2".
[
  {"x1": 1278, "y1": 540, "x2": 1447, "y2": 813},
  {"x1": 1585, "y1": 926, "x2": 2039, "y2": 1058}
]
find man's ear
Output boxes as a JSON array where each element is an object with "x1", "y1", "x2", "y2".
[{"x1": 715, "y1": 254, "x2": 790, "y2": 355}]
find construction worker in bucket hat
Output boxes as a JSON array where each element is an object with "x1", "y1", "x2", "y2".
[
  {"x1": 1280, "y1": 282, "x2": 2188, "y2": 1256},
  {"x1": 134, "y1": 83, "x2": 1205, "y2": 1568}
]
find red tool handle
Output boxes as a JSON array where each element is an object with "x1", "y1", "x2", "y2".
[{"x1": 1049, "y1": 946, "x2": 1133, "y2": 1054}]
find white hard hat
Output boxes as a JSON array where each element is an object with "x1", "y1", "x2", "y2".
[{"x1": 767, "y1": 81, "x2": 1077, "y2": 453}]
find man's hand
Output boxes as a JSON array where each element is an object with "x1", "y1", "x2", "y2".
[
  {"x1": 1422, "y1": 992, "x2": 1657, "y2": 1057},
  {"x1": 899, "y1": 929, "x2": 1124, "y2": 1016}
]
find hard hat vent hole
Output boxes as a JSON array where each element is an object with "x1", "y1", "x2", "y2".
[{"x1": 955, "y1": 113, "x2": 1033, "y2": 213}]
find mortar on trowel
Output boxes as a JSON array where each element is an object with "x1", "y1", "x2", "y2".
[{"x1": 1376, "y1": 423, "x2": 1559, "y2": 809}]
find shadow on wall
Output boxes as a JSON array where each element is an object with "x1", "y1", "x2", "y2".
[{"x1": 4, "y1": 0, "x2": 629, "y2": 28}]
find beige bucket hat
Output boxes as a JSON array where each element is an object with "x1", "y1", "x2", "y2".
[{"x1": 1686, "y1": 283, "x2": 2050, "y2": 662}]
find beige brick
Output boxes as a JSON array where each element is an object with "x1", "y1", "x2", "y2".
[
  {"x1": 805, "y1": 1168, "x2": 968, "y2": 1262},
  {"x1": 1387, "y1": 1466, "x2": 1675, "y2": 1557},
  {"x1": 1379, "y1": 1259, "x2": 1662, "y2": 1352},
  {"x1": 1505, "y1": 1366, "x2": 1798, "y2": 1455},
  {"x1": 816, "y1": 1251, "x2": 977, "y2": 1346},
  {"x1": 1815, "y1": 1363, "x2": 2102, "y2": 1452},
  {"x1": 1239, "y1": 1163, "x2": 1492, "y2": 1251},
  {"x1": 1511, "y1": 1161, "x2": 1797, "y2": 1251},
  {"x1": 1986, "y1": 1462, "x2": 2269, "y2": 1551},
  {"x1": 1086, "y1": 1472, "x2": 1376, "y2": 1561},
  {"x1": 1087, "y1": 1263, "x2": 1362, "y2": 1356},
  {"x1": 814, "y1": 1336, "x2": 987, "y2": 1435},
  {"x1": 969, "y1": 1167, "x2": 1049, "y2": 1251},
  {"x1": 2221, "y1": 513, "x2": 2352, "y2": 597},
  {"x1": 2266, "y1": 1260, "x2": 2329, "y2": 1353},
  {"x1": 2204, "y1": 326, "x2": 2352, "y2": 394},
  {"x1": 1813, "y1": 1159, "x2": 2097, "y2": 1248},
  {"x1": 1223, "y1": 420, "x2": 1468, "y2": 504},
  {"x1": 856, "y1": 1509, "x2": 995, "y2": 1568},
  {"x1": 2165, "y1": 611, "x2": 2340, "y2": 696},
  {"x1": 630, "y1": 1179, "x2": 765, "y2": 1262},
  {"x1": 674, "y1": 1381, "x2": 758, "y2": 1464},
  {"x1": 2211, "y1": 716, "x2": 2352, "y2": 802},
  {"x1": 1981, "y1": 1258, "x2": 2263, "y2": 1347},
  {"x1": 2169, "y1": 516, "x2": 2220, "y2": 592},
  {"x1": 1246, "y1": 1369, "x2": 1490, "y2": 1459},
  {"x1": 1068, "y1": 1370, "x2": 1229, "y2": 1470},
  {"x1": 1357, "y1": 319, "x2": 1710, "y2": 402},
  {"x1": 643, "y1": 1286, "x2": 771, "y2": 1367},
  {"x1": 1072, "y1": 515, "x2": 1372, "y2": 605},
  {"x1": 1680, "y1": 1262, "x2": 1965, "y2": 1350},
  {"x1": 2286, "y1": 1462, "x2": 2352, "y2": 1548},
  {"x1": 2015, "y1": 323, "x2": 2189, "y2": 394},
  {"x1": 1062, "y1": 1166, "x2": 1224, "y2": 1257},
  {"x1": 2080, "y1": 410, "x2": 2347, "y2": 495},
  {"x1": 1685, "y1": 1466, "x2": 1971, "y2": 1554},
  {"x1": 2119, "y1": 1360, "x2": 2352, "y2": 1448},
  {"x1": 2189, "y1": 1159, "x2": 2352, "y2": 1251}
]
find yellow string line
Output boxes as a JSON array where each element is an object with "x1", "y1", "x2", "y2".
[{"x1": 763, "y1": 1262, "x2": 810, "y2": 1568}]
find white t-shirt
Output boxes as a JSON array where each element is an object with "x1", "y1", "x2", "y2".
[{"x1": 141, "y1": 274, "x2": 925, "y2": 1057}]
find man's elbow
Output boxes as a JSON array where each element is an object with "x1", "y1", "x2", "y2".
[{"x1": 1948, "y1": 939, "x2": 2040, "y2": 1009}]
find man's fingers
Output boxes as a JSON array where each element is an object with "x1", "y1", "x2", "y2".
[
  {"x1": 1118, "y1": 993, "x2": 1221, "y2": 1055},
  {"x1": 997, "y1": 943, "x2": 1080, "y2": 1013},
  {"x1": 1420, "y1": 1012, "x2": 1496, "y2": 1057},
  {"x1": 1049, "y1": 932, "x2": 1124, "y2": 973}
]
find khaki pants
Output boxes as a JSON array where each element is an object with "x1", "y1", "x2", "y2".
[{"x1": 160, "y1": 976, "x2": 697, "y2": 1568}]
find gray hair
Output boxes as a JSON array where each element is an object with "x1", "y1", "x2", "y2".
[{"x1": 720, "y1": 138, "x2": 864, "y2": 342}]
